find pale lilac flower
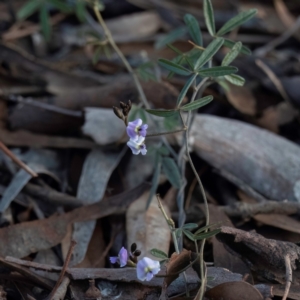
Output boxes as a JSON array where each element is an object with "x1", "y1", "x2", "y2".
[
  {"x1": 136, "y1": 257, "x2": 160, "y2": 281},
  {"x1": 109, "y1": 247, "x2": 128, "y2": 267},
  {"x1": 127, "y1": 136, "x2": 147, "y2": 155},
  {"x1": 127, "y1": 119, "x2": 148, "y2": 140}
]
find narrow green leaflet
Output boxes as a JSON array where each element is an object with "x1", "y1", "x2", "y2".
[
  {"x1": 225, "y1": 74, "x2": 245, "y2": 86},
  {"x1": 177, "y1": 74, "x2": 197, "y2": 107},
  {"x1": 194, "y1": 37, "x2": 224, "y2": 70},
  {"x1": 217, "y1": 9, "x2": 257, "y2": 36},
  {"x1": 76, "y1": 0, "x2": 87, "y2": 22},
  {"x1": 224, "y1": 38, "x2": 251, "y2": 55},
  {"x1": 182, "y1": 223, "x2": 199, "y2": 230},
  {"x1": 158, "y1": 59, "x2": 191, "y2": 76},
  {"x1": 184, "y1": 14, "x2": 202, "y2": 46},
  {"x1": 146, "y1": 155, "x2": 161, "y2": 209},
  {"x1": 162, "y1": 157, "x2": 181, "y2": 189},
  {"x1": 167, "y1": 44, "x2": 183, "y2": 56},
  {"x1": 183, "y1": 229, "x2": 195, "y2": 241},
  {"x1": 203, "y1": 0, "x2": 215, "y2": 36},
  {"x1": 155, "y1": 27, "x2": 187, "y2": 49},
  {"x1": 49, "y1": 0, "x2": 73, "y2": 13},
  {"x1": 194, "y1": 223, "x2": 221, "y2": 235},
  {"x1": 221, "y1": 42, "x2": 242, "y2": 66},
  {"x1": 17, "y1": 0, "x2": 40, "y2": 20},
  {"x1": 198, "y1": 66, "x2": 238, "y2": 77},
  {"x1": 194, "y1": 228, "x2": 221, "y2": 240},
  {"x1": 146, "y1": 109, "x2": 177, "y2": 118},
  {"x1": 150, "y1": 248, "x2": 168, "y2": 259},
  {"x1": 175, "y1": 228, "x2": 183, "y2": 238},
  {"x1": 40, "y1": 5, "x2": 51, "y2": 41},
  {"x1": 181, "y1": 95, "x2": 213, "y2": 111}
]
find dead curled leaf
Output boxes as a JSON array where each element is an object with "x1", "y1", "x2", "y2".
[
  {"x1": 0, "y1": 182, "x2": 149, "y2": 258},
  {"x1": 205, "y1": 281, "x2": 263, "y2": 300}
]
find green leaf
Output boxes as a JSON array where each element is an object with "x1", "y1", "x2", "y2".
[
  {"x1": 175, "y1": 228, "x2": 183, "y2": 238},
  {"x1": 146, "y1": 156, "x2": 161, "y2": 209},
  {"x1": 150, "y1": 248, "x2": 168, "y2": 259},
  {"x1": 146, "y1": 109, "x2": 177, "y2": 118},
  {"x1": 223, "y1": 38, "x2": 251, "y2": 55},
  {"x1": 162, "y1": 157, "x2": 181, "y2": 188},
  {"x1": 194, "y1": 37, "x2": 224, "y2": 70},
  {"x1": 167, "y1": 44, "x2": 183, "y2": 55},
  {"x1": 194, "y1": 223, "x2": 221, "y2": 235},
  {"x1": 221, "y1": 42, "x2": 242, "y2": 66},
  {"x1": 183, "y1": 229, "x2": 195, "y2": 241},
  {"x1": 225, "y1": 74, "x2": 245, "y2": 86},
  {"x1": 158, "y1": 59, "x2": 191, "y2": 76},
  {"x1": 181, "y1": 95, "x2": 213, "y2": 111},
  {"x1": 49, "y1": 0, "x2": 73, "y2": 13},
  {"x1": 198, "y1": 66, "x2": 238, "y2": 77},
  {"x1": 40, "y1": 5, "x2": 51, "y2": 41},
  {"x1": 194, "y1": 228, "x2": 221, "y2": 240},
  {"x1": 155, "y1": 27, "x2": 187, "y2": 49},
  {"x1": 17, "y1": 0, "x2": 40, "y2": 20},
  {"x1": 204, "y1": 0, "x2": 216, "y2": 36},
  {"x1": 184, "y1": 14, "x2": 202, "y2": 46},
  {"x1": 177, "y1": 74, "x2": 197, "y2": 107},
  {"x1": 76, "y1": 0, "x2": 87, "y2": 22},
  {"x1": 217, "y1": 9, "x2": 257, "y2": 36},
  {"x1": 182, "y1": 223, "x2": 199, "y2": 230}
]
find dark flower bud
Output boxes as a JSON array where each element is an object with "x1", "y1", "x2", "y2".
[
  {"x1": 119, "y1": 101, "x2": 126, "y2": 109},
  {"x1": 113, "y1": 106, "x2": 124, "y2": 120},
  {"x1": 131, "y1": 243, "x2": 137, "y2": 253},
  {"x1": 133, "y1": 249, "x2": 141, "y2": 257}
]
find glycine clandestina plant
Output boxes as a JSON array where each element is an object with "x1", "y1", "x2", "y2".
[{"x1": 101, "y1": 0, "x2": 257, "y2": 298}]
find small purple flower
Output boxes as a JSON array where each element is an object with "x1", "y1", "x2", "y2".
[
  {"x1": 127, "y1": 136, "x2": 147, "y2": 155},
  {"x1": 136, "y1": 257, "x2": 160, "y2": 281},
  {"x1": 110, "y1": 247, "x2": 128, "y2": 267},
  {"x1": 127, "y1": 119, "x2": 148, "y2": 140}
]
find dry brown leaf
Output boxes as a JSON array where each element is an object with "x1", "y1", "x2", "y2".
[
  {"x1": 126, "y1": 191, "x2": 171, "y2": 259},
  {"x1": 0, "y1": 182, "x2": 149, "y2": 258},
  {"x1": 205, "y1": 281, "x2": 263, "y2": 300},
  {"x1": 225, "y1": 84, "x2": 256, "y2": 116},
  {"x1": 256, "y1": 102, "x2": 298, "y2": 133}
]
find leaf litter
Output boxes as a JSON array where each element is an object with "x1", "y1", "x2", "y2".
[{"x1": 0, "y1": 0, "x2": 299, "y2": 299}]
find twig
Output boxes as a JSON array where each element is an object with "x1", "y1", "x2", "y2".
[
  {"x1": 0, "y1": 141, "x2": 37, "y2": 177},
  {"x1": 51, "y1": 277, "x2": 70, "y2": 300},
  {"x1": 254, "y1": 16, "x2": 300, "y2": 57},
  {"x1": 47, "y1": 240, "x2": 76, "y2": 300},
  {"x1": 6, "y1": 95, "x2": 82, "y2": 118},
  {"x1": 221, "y1": 201, "x2": 300, "y2": 218},
  {"x1": 255, "y1": 59, "x2": 292, "y2": 105},
  {"x1": 282, "y1": 254, "x2": 292, "y2": 300}
]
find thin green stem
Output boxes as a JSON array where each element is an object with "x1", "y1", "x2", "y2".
[
  {"x1": 93, "y1": 7, "x2": 177, "y2": 159},
  {"x1": 147, "y1": 127, "x2": 187, "y2": 137}
]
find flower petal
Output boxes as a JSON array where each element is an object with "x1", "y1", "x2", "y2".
[
  {"x1": 119, "y1": 247, "x2": 128, "y2": 267},
  {"x1": 110, "y1": 256, "x2": 118, "y2": 264}
]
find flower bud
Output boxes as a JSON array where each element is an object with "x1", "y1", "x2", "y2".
[{"x1": 113, "y1": 106, "x2": 124, "y2": 120}]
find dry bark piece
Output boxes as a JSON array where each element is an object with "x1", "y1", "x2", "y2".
[
  {"x1": 216, "y1": 226, "x2": 300, "y2": 285},
  {"x1": 126, "y1": 191, "x2": 171, "y2": 259},
  {"x1": 188, "y1": 115, "x2": 300, "y2": 202},
  {"x1": 205, "y1": 281, "x2": 263, "y2": 300}
]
